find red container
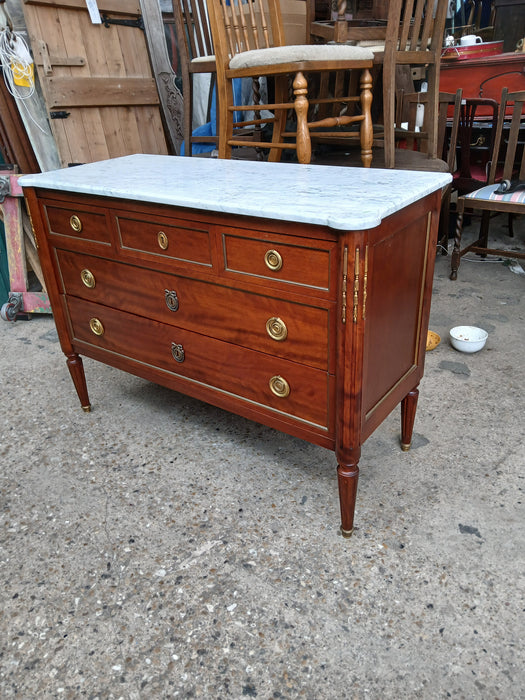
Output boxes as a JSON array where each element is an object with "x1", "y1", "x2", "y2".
[{"x1": 441, "y1": 40, "x2": 505, "y2": 61}]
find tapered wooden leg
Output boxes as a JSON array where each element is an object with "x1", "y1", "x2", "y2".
[
  {"x1": 478, "y1": 209, "x2": 491, "y2": 252},
  {"x1": 269, "y1": 76, "x2": 288, "y2": 163},
  {"x1": 218, "y1": 79, "x2": 234, "y2": 159},
  {"x1": 293, "y1": 71, "x2": 311, "y2": 165},
  {"x1": 66, "y1": 353, "x2": 91, "y2": 412},
  {"x1": 401, "y1": 387, "x2": 419, "y2": 451},
  {"x1": 359, "y1": 68, "x2": 373, "y2": 168},
  {"x1": 337, "y1": 461, "x2": 360, "y2": 537}
]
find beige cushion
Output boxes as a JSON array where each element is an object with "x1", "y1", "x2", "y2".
[
  {"x1": 191, "y1": 55, "x2": 216, "y2": 64},
  {"x1": 229, "y1": 44, "x2": 374, "y2": 70}
]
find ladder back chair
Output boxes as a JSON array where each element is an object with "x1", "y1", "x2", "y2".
[
  {"x1": 376, "y1": 0, "x2": 449, "y2": 168},
  {"x1": 395, "y1": 89, "x2": 463, "y2": 249},
  {"x1": 309, "y1": 0, "x2": 449, "y2": 169},
  {"x1": 172, "y1": 0, "x2": 217, "y2": 155},
  {"x1": 450, "y1": 89, "x2": 525, "y2": 280},
  {"x1": 205, "y1": 0, "x2": 375, "y2": 165},
  {"x1": 453, "y1": 97, "x2": 500, "y2": 196}
]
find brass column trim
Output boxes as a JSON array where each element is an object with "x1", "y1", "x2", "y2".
[
  {"x1": 353, "y1": 247, "x2": 360, "y2": 323},
  {"x1": 341, "y1": 245, "x2": 348, "y2": 323},
  {"x1": 362, "y1": 245, "x2": 369, "y2": 320}
]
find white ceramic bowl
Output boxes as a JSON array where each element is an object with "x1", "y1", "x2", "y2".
[{"x1": 449, "y1": 326, "x2": 488, "y2": 353}]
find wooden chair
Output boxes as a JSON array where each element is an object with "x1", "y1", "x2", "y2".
[
  {"x1": 450, "y1": 89, "x2": 525, "y2": 280},
  {"x1": 453, "y1": 97, "x2": 500, "y2": 197},
  {"x1": 172, "y1": 0, "x2": 217, "y2": 156},
  {"x1": 309, "y1": 0, "x2": 449, "y2": 169},
  {"x1": 204, "y1": 0, "x2": 374, "y2": 165},
  {"x1": 395, "y1": 89, "x2": 463, "y2": 249}
]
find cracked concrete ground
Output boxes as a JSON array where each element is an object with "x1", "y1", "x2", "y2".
[{"x1": 1, "y1": 216, "x2": 524, "y2": 699}]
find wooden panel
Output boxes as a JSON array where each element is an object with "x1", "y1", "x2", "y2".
[
  {"x1": 22, "y1": 0, "x2": 168, "y2": 166},
  {"x1": 361, "y1": 209, "x2": 430, "y2": 419},
  {"x1": 46, "y1": 77, "x2": 159, "y2": 107}
]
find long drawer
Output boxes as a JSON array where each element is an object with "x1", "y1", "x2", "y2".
[
  {"x1": 55, "y1": 249, "x2": 333, "y2": 371},
  {"x1": 66, "y1": 296, "x2": 331, "y2": 429}
]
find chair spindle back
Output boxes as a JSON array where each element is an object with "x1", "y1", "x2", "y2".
[
  {"x1": 178, "y1": 0, "x2": 214, "y2": 61},
  {"x1": 488, "y1": 90, "x2": 525, "y2": 184},
  {"x1": 211, "y1": 0, "x2": 285, "y2": 61}
]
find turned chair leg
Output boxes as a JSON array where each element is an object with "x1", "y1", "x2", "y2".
[
  {"x1": 450, "y1": 202, "x2": 465, "y2": 280},
  {"x1": 293, "y1": 71, "x2": 311, "y2": 165},
  {"x1": 359, "y1": 68, "x2": 373, "y2": 168}
]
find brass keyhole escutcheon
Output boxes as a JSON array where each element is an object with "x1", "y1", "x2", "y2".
[
  {"x1": 89, "y1": 317, "x2": 104, "y2": 336},
  {"x1": 264, "y1": 249, "x2": 283, "y2": 271},
  {"x1": 171, "y1": 342, "x2": 185, "y2": 363},
  {"x1": 269, "y1": 375, "x2": 290, "y2": 398},
  {"x1": 80, "y1": 268, "x2": 96, "y2": 289},
  {"x1": 165, "y1": 289, "x2": 179, "y2": 312},
  {"x1": 158, "y1": 231, "x2": 169, "y2": 250},
  {"x1": 266, "y1": 316, "x2": 287, "y2": 342},
  {"x1": 70, "y1": 215, "x2": 82, "y2": 233}
]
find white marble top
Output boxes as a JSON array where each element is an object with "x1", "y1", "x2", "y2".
[{"x1": 19, "y1": 154, "x2": 451, "y2": 231}]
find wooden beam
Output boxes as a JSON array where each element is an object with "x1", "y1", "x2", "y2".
[
  {"x1": 23, "y1": 0, "x2": 140, "y2": 17},
  {"x1": 45, "y1": 77, "x2": 160, "y2": 107}
]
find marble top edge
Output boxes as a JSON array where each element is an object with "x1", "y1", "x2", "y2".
[{"x1": 19, "y1": 154, "x2": 451, "y2": 231}]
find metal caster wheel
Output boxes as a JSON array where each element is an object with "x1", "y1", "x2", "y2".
[
  {"x1": 1, "y1": 302, "x2": 16, "y2": 321},
  {"x1": 1, "y1": 293, "x2": 23, "y2": 321}
]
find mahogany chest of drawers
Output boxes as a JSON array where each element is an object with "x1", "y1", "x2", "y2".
[{"x1": 21, "y1": 155, "x2": 449, "y2": 537}]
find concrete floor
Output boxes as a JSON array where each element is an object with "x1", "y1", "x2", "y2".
[{"x1": 1, "y1": 216, "x2": 524, "y2": 699}]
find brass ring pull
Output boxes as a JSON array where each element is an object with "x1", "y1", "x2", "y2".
[
  {"x1": 264, "y1": 249, "x2": 283, "y2": 271},
  {"x1": 269, "y1": 375, "x2": 290, "y2": 398},
  {"x1": 80, "y1": 269, "x2": 96, "y2": 289},
  {"x1": 89, "y1": 317, "x2": 104, "y2": 336},
  {"x1": 70, "y1": 215, "x2": 82, "y2": 233},
  {"x1": 165, "y1": 289, "x2": 179, "y2": 312},
  {"x1": 266, "y1": 316, "x2": 287, "y2": 342},
  {"x1": 158, "y1": 231, "x2": 169, "y2": 250},
  {"x1": 171, "y1": 342, "x2": 185, "y2": 363}
]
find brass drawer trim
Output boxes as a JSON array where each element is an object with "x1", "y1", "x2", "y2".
[
  {"x1": 70, "y1": 215, "x2": 82, "y2": 232},
  {"x1": 165, "y1": 289, "x2": 179, "y2": 312},
  {"x1": 266, "y1": 316, "x2": 287, "y2": 342},
  {"x1": 89, "y1": 317, "x2": 104, "y2": 336},
  {"x1": 264, "y1": 248, "x2": 282, "y2": 271},
  {"x1": 80, "y1": 268, "x2": 96, "y2": 289},
  {"x1": 157, "y1": 231, "x2": 169, "y2": 250},
  {"x1": 269, "y1": 375, "x2": 290, "y2": 398},
  {"x1": 171, "y1": 342, "x2": 185, "y2": 363}
]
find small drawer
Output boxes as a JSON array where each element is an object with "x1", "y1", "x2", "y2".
[
  {"x1": 221, "y1": 229, "x2": 336, "y2": 292},
  {"x1": 66, "y1": 297, "x2": 331, "y2": 429},
  {"x1": 116, "y1": 212, "x2": 212, "y2": 267},
  {"x1": 44, "y1": 203, "x2": 110, "y2": 245},
  {"x1": 55, "y1": 250, "x2": 333, "y2": 371}
]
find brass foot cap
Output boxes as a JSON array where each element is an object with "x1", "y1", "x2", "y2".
[
  {"x1": 82, "y1": 404, "x2": 92, "y2": 413},
  {"x1": 340, "y1": 526, "x2": 354, "y2": 538},
  {"x1": 401, "y1": 442, "x2": 411, "y2": 452}
]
